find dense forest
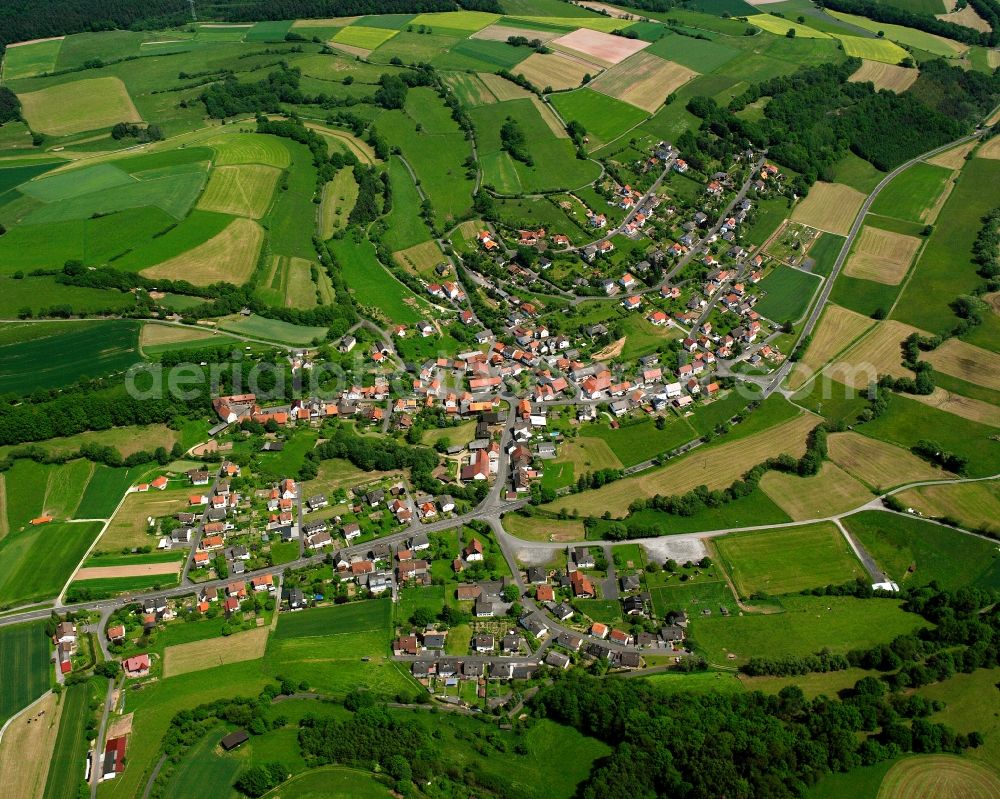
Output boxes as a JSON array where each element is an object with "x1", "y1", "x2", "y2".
[
  {"x1": 0, "y1": 0, "x2": 491, "y2": 49},
  {"x1": 690, "y1": 58, "x2": 1000, "y2": 184},
  {"x1": 532, "y1": 670, "x2": 981, "y2": 799}
]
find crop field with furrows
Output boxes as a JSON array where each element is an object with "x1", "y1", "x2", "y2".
[
  {"x1": 843, "y1": 225, "x2": 922, "y2": 285},
  {"x1": 17, "y1": 76, "x2": 141, "y2": 136},
  {"x1": 0, "y1": 623, "x2": 50, "y2": 725},
  {"x1": 196, "y1": 164, "x2": 280, "y2": 219},
  {"x1": 0, "y1": 320, "x2": 140, "y2": 394},
  {"x1": 514, "y1": 51, "x2": 593, "y2": 91},
  {"x1": 589, "y1": 52, "x2": 697, "y2": 113}
]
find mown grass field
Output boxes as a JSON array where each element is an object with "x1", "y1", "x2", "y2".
[
  {"x1": 870, "y1": 161, "x2": 952, "y2": 223},
  {"x1": 320, "y1": 167, "x2": 358, "y2": 239},
  {"x1": 0, "y1": 622, "x2": 50, "y2": 725},
  {"x1": 826, "y1": 432, "x2": 947, "y2": 490},
  {"x1": 788, "y1": 304, "x2": 874, "y2": 390},
  {"x1": 791, "y1": 181, "x2": 866, "y2": 236},
  {"x1": 2, "y1": 38, "x2": 63, "y2": 80},
  {"x1": 920, "y1": 667, "x2": 1000, "y2": 779},
  {"x1": 382, "y1": 157, "x2": 432, "y2": 251},
  {"x1": 158, "y1": 724, "x2": 242, "y2": 799},
  {"x1": 265, "y1": 600, "x2": 413, "y2": 698},
  {"x1": 17, "y1": 76, "x2": 141, "y2": 136},
  {"x1": 843, "y1": 225, "x2": 922, "y2": 286},
  {"x1": 196, "y1": 163, "x2": 280, "y2": 219},
  {"x1": 875, "y1": 755, "x2": 1000, "y2": 799},
  {"x1": 843, "y1": 510, "x2": 1000, "y2": 590},
  {"x1": 163, "y1": 626, "x2": 269, "y2": 677},
  {"x1": 218, "y1": 314, "x2": 326, "y2": 346},
  {"x1": 759, "y1": 462, "x2": 872, "y2": 520},
  {"x1": 895, "y1": 480, "x2": 1000, "y2": 535},
  {"x1": 0, "y1": 320, "x2": 140, "y2": 394},
  {"x1": 753, "y1": 265, "x2": 821, "y2": 323},
  {"x1": 75, "y1": 465, "x2": 141, "y2": 519},
  {"x1": 648, "y1": 578, "x2": 735, "y2": 619},
  {"x1": 713, "y1": 522, "x2": 866, "y2": 597},
  {"x1": 692, "y1": 594, "x2": 924, "y2": 666},
  {"x1": 471, "y1": 98, "x2": 601, "y2": 193},
  {"x1": 550, "y1": 88, "x2": 648, "y2": 146}
]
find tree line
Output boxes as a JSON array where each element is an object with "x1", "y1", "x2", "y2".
[{"x1": 819, "y1": 0, "x2": 997, "y2": 47}]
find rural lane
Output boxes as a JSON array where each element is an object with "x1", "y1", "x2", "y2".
[{"x1": 761, "y1": 132, "x2": 982, "y2": 398}]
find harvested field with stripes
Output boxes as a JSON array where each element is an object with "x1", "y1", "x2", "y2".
[
  {"x1": 471, "y1": 23, "x2": 558, "y2": 42},
  {"x1": 141, "y1": 218, "x2": 262, "y2": 286},
  {"x1": 827, "y1": 321, "x2": 926, "y2": 388},
  {"x1": 848, "y1": 59, "x2": 918, "y2": 93},
  {"x1": 843, "y1": 226, "x2": 922, "y2": 285},
  {"x1": 791, "y1": 181, "x2": 866, "y2": 236},
  {"x1": 788, "y1": 304, "x2": 874, "y2": 390},
  {"x1": 590, "y1": 52, "x2": 696, "y2": 113},
  {"x1": 875, "y1": 755, "x2": 1000, "y2": 799},
  {"x1": 827, "y1": 432, "x2": 949, "y2": 490},
  {"x1": 760, "y1": 462, "x2": 872, "y2": 520},
  {"x1": 895, "y1": 480, "x2": 1000, "y2": 533},
  {"x1": 926, "y1": 139, "x2": 978, "y2": 169},
  {"x1": 515, "y1": 51, "x2": 593, "y2": 90},
  {"x1": 912, "y1": 388, "x2": 1000, "y2": 427},
  {"x1": 163, "y1": 626, "x2": 269, "y2": 677},
  {"x1": 196, "y1": 164, "x2": 280, "y2": 219},
  {"x1": 544, "y1": 413, "x2": 818, "y2": 518},
  {"x1": 924, "y1": 338, "x2": 1000, "y2": 391}
]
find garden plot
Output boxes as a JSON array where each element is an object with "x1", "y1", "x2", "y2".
[
  {"x1": 843, "y1": 226, "x2": 922, "y2": 285},
  {"x1": 590, "y1": 51, "x2": 696, "y2": 113}
]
